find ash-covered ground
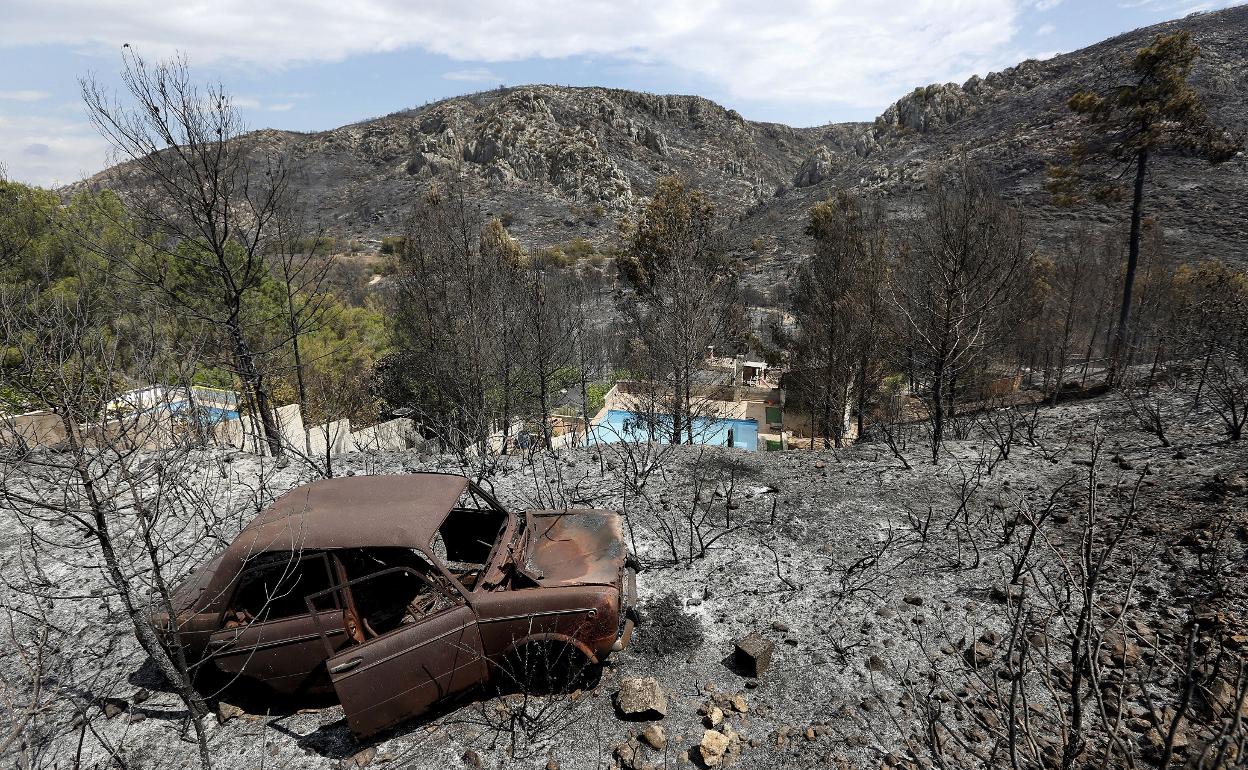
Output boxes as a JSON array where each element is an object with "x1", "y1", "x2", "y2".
[{"x1": 2, "y1": 386, "x2": 1246, "y2": 770}]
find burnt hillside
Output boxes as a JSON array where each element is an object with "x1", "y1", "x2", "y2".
[{"x1": 78, "y1": 6, "x2": 1248, "y2": 300}]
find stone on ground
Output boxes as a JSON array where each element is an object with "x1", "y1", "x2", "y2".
[
  {"x1": 734, "y1": 632, "x2": 775, "y2": 678},
  {"x1": 615, "y1": 677, "x2": 668, "y2": 719},
  {"x1": 699, "y1": 729, "x2": 731, "y2": 767}
]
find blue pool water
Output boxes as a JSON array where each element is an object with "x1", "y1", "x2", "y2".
[
  {"x1": 167, "y1": 401, "x2": 240, "y2": 424},
  {"x1": 588, "y1": 409, "x2": 759, "y2": 451}
]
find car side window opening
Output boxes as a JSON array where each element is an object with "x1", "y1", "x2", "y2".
[
  {"x1": 332, "y1": 549, "x2": 459, "y2": 640},
  {"x1": 430, "y1": 484, "x2": 508, "y2": 589},
  {"x1": 228, "y1": 552, "x2": 335, "y2": 626}
]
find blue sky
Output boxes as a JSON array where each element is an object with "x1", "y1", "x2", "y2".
[{"x1": 1, "y1": 0, "x2": 1241, "y2": 187}]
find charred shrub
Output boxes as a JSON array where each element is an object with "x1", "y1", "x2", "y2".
[{"x1": 632, "y1": 593, "x2": 704, "y2": 659}]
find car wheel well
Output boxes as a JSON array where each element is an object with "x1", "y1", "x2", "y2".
[{"x1": 494, "y1": 634, "x2": 601, "y2": 694}]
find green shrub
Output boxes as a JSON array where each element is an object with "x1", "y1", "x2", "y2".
[
  {"x1": 564, "y1": 237, "x2": 596, "y2": 260},
  {"x1": 380, "y1": 236, "x2": 406, "y2": 255},
  {"x1": 586, "y1": 383, "x2": 609, "y2": 415},
  {"x1": 536, "y1": 247, "x2": 572, "y2": 269}
]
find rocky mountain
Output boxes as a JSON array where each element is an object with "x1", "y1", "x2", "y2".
[
  {"x1": 749, "y1": 4, "x2": 1248, "y2": 296},
  {"x1": 81, "y1": 6, "x2": 1248, "y2": 300},
  {"x1": 242, "y1": 86, "x2": 843, "y2": 252}
]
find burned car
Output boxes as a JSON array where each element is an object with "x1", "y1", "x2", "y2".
[{"x1": 156, "y1": 473, "x2": 638, "y2": 738}]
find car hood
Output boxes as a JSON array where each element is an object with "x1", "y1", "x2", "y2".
[{"x1": 520, "y1": 509, "x2": 627, "y2": 588}]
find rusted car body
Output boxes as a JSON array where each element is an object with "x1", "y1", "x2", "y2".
[{"x1": 156, "y1": 473, "x2": 638, "y2": 738}]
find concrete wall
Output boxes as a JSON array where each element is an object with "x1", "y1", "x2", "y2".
[
  {"x1": 3, "y1": 409, "x2": 178, "y2": 452},
  {"x1": 6, "y1": 398, "x2": 419, "y2": 459},
  {"x1": 275, "y1": 403, "x2": 307, "y2": 455},
  {"x1": 1, "y1": 410, "x2": 68, "y2": 449},
  {"x1": 210, "y1": 411, "x2": 269, "y2": 453},
  {"x1": 307, "y1": 419, "x2": 352, "y2": 457},
  {"x1": 83, "y1": 412, "x2": 177, "y2": 451},
  {"x1": 351, "y1": 418, "x2": 415, "y2": 452}
]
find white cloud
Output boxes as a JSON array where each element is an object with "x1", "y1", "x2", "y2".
[
  {"x1": 0, "y1": 0, "x2": 1028, "y2": 110},
  {"x1": 442, "y1": 67, "x2": 502, "y2": 83},
  {"x1": 1037, "y1": 22, "x2": 1057, "y2": 35},
  {"x1": 232, "y1": 95, "x2": 297, "y2": 111},
  {"x1": 0, "y1": 112, "x2": 111, "y2": 187},
  {"x1": 0, "y1": 89, "x2": 51, "y2": 101}
]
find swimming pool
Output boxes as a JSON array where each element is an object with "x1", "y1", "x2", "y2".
[
  {"x1": 587, "y1": 409, "x2": 759, "y2": 451},
  {"x1": 164, "y1": 401, "x2": 240, "y2": 424}
]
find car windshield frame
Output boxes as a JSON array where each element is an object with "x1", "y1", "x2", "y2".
[{"x1": 456, "y1": 481, "x2": 517, "y2": 591}]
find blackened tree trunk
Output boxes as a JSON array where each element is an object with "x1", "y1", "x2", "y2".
[{"x1": 1108, "y1": 147, "x2": 1149, "y2": 388}]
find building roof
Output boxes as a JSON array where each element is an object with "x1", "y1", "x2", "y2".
[{"x1": 225, "y1": 473, "x2": 469, "y2": 559}]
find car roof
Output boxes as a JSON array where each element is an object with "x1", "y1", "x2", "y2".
[{"x1": 225, "y1": 473, "x2": 470, "y2": 560}]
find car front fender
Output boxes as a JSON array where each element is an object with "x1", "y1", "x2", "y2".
[{"x1": 499, "y1": 632, "x2": 599, "y2": 667}]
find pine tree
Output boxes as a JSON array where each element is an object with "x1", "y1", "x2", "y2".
[{"x1": 1050, "y1": 31, "x2": 1238, "y2": 386}]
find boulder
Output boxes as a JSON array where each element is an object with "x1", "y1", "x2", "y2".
[
  {"x1": 216, "y1": 700, "x2": 245, "y2": 724},
  {"x1": 699, "y1": 729, "x2": 731, "y2": 767},
  {"x1": 613, "y1": 741, "x2": 640, "y2": 769},
  {"x1": 703, "y1": 705, "x2": 724, "y2": 727},
  {"x1": 640, "y1": 723, "x2": 668, "y2": 750},
  {"x1": 615, "y1": 677, "x2": 668, "y2": 719},
  {"x1": 965, "y1": 641, "x2": 995, "y2": 668},
  {"x1": 735, "y1": 632, "x2": 775, "y2": 678},
  {"x1": 1104, "y1": 633, "x2": 1141, "y2": 667},
  {"x1": 1196, "y1": 676, "x2": 1248, "y2": 720},
  {"x1": 989, "y1": 583, "x2": 1025, "y2": 603}
]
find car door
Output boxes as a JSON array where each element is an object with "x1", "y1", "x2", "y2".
[
  {"x1": 307, "y1": 566, "x2": 489, "y2": 739},
  {"x1": 207, "y1": 551, "x2": 350, "y2": 694}
]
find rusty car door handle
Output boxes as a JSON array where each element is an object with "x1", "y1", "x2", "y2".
[{"x1": 329, "y1": 657, "x2": 364, "y2": 674}]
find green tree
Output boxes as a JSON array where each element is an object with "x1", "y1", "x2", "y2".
[
  {"x1": 617, "y1": 176, "x2": 743, "y2": 444},
  {"x1": 0, "y1": 181, "x2": 163, "y2": 398},
  {"x1": 1051, "y1": 31, "x2": 1238, "y2": 386},
  {"x1": 791, "y1": 191, "x2": 889, "y2": 447},
  {"x1": 384, "y1": 181, "x2": 526, "y2": 459}
]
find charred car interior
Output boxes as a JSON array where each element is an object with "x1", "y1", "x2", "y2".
[{"x1": 157, "y1": 473, "x2": 639, "y2": 738}]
